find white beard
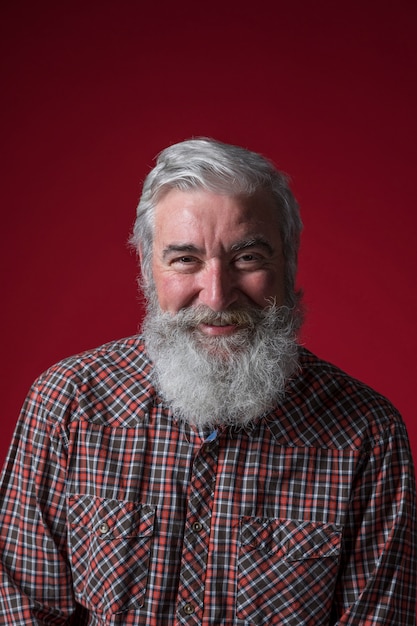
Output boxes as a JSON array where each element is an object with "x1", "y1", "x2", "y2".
[{"x1": 142, "y1": 301, "x2": 301, "y2": 429}]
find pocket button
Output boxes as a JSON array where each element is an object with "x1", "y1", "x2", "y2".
[{"x1": 99, "y1": 522, "x2": 110, "y2": 534}]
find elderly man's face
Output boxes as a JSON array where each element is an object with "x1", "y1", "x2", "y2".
[{"x1": 150, "y1": 188, "x2": 285, "y2": 336}]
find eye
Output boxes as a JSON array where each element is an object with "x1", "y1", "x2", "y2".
[
  {"x1": 234, "y1": 252, "x2": 264, "y2": 268},
  {"x1": 175, "y1": 256, "x2": 199, "y2": 264},
  {"x1": 169, "y1": 255, "x2": 202, "y2": 272}
]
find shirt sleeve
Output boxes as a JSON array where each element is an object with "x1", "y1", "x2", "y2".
[
  {"x1": 0, "y1": 382, "x2": 82, "y2": 624},
  {"x1": 332, "y1": 415, "x2": 417, "y2": 625}
]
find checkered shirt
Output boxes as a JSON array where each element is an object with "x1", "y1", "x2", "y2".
[{"x1": 0, "y1": 336, "x2": 416, "y2": 625}]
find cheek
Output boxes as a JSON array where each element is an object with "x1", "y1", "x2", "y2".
[
  {"x1": 242, "y1": 272, "x2": 285, "y2": 307},
  {"x1": 153, "y1": 273, "x2": 195, "y2": 313}
]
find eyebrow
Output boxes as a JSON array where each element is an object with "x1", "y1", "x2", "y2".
[
  {"x1": 230, "y1": 237, "x2": 274, "y2": 256},
  {"x1": 162, "y1": 237, "x2": 275, "y2": 260},
  {"x1": 162, "y1": 244, "x2": 202, "y2": 260}
]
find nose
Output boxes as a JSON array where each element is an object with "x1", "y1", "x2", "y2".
[{"x1": 197, "y1": 261, "x2": 237, "y2": 311}]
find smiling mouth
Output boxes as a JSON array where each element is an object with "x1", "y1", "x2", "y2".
[{"x1": 197, "y1": 321, "x2": 242, "y2": 337}]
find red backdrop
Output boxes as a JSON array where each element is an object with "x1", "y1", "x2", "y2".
[{"x1": 1, "y1": 0, "x2": 416, "y2": 469}]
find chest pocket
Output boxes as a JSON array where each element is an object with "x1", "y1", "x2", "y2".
[
  {"x1": 237, "y1": 517, "x2": 342, "y2": 625},
  {"x1": 67, "y1": 495, "x2": 156, "y2": 615}
]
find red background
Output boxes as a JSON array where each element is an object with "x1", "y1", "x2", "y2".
[{"x1": 1, "y1": 1, "x2": 416, "y2": 469}]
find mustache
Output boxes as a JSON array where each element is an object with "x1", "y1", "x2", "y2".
[{"x1": 168, "y1": 305, "x2": 269, "y2": 330}]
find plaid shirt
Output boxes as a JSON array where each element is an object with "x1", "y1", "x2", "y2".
[{"x1": 0, "y1": 336, "x2": 415, "y2": 625}]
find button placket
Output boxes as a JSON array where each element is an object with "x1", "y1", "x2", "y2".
[{"x1": 176, "y1": 439, "x2": 219, "y2": 623}]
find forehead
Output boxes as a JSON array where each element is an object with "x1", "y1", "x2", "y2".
[{"x1": 153, "y1": 188, "x2": 281, "y2": 245}]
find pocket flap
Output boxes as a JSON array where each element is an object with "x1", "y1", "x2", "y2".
[
  {"x1": 285, "y1": 521, "x2": 341, "y2": 560},
  {"x1": 240, "y1": 517, "x2": 341, "y2": 560},
  {"x1": 68, "y1": 495, "x2": 155, "y2": 538}
]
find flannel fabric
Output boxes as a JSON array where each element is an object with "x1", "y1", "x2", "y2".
[{"x1": 0, "y1": 336, "x2": 415, "y2": 625}]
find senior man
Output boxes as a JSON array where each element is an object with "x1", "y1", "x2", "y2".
[{"x1": 0, "y1": 138, "x2": 415, "y2": 625}]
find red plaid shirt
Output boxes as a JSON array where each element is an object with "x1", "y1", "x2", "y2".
[{"x1": 0, "y1": 336, "x2": 415, "y2": 625}]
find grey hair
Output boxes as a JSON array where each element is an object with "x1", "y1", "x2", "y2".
[{"x1": 129, "y1": 137, "x2": 303, "y2": 307}]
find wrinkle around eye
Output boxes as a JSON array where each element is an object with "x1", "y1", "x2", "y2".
[
  {"x1": 169, "y1": 256, "x2": 202, "y2": 271},
  {"x1": 234, "y1": 254, "x2": 266, "y2": 269}
]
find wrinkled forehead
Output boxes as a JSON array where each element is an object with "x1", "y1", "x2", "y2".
[{"x1": 152, "y1": 188, "x2": 284, "y2": 257}]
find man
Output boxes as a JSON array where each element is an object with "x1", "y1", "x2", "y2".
[{"x1": 0, "y1": 138, "x2": 415, "y2": 625}]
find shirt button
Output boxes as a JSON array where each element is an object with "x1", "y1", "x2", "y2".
[
  {"x1": 184, "y1": 603, "x2": 194, "y2": 615},
  {"x1": 192, "y1": 521, "x2": 202, "y2": 532},
  {"x1": 99, "y1": 522, "x2": 110, "y2": 534}
]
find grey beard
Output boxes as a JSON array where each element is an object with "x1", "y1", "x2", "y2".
[{"x1": 142, "y1": 302, "x2": 301, "y2": 429}]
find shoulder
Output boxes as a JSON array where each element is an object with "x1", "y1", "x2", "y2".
[
  {"x1": 29, "y1": 335, "x2": 155, "y2": 427},
  {"x1": 37, "y1": 334, "x2": 149, "y2": 382},
  {"x1": 274, "y1": 347, "x2": 406, "y2": 449}
]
